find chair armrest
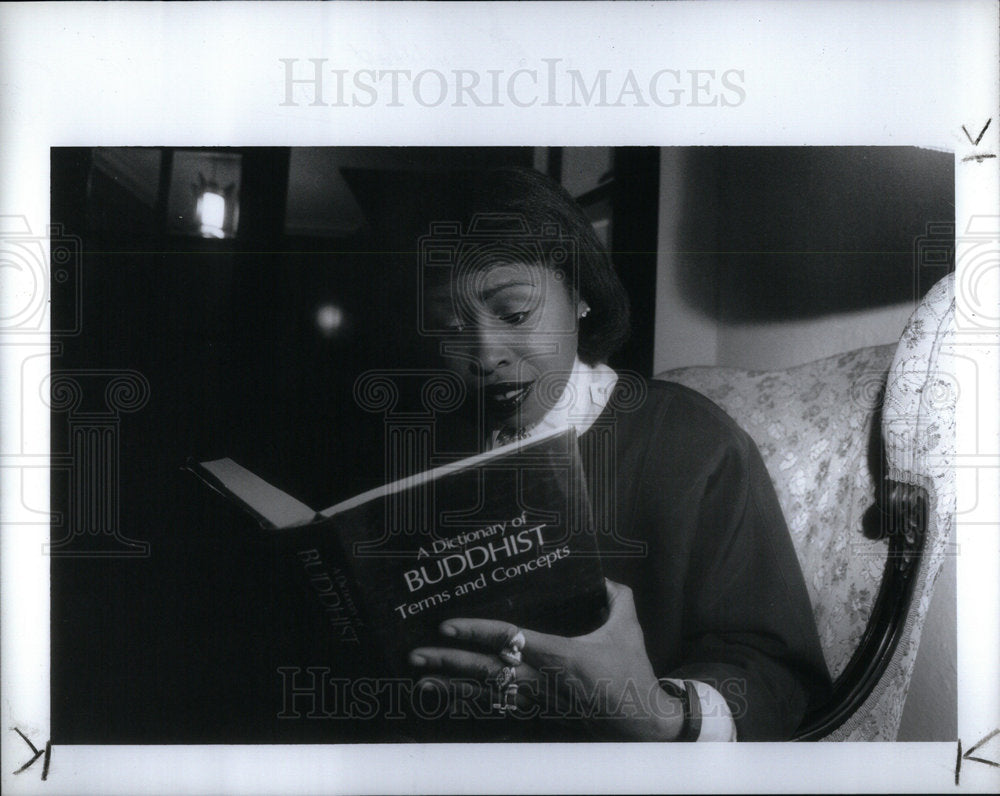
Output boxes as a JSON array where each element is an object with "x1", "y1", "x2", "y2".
[{"x1": 794, "y1": 480, "x2": 928, "y2": 740}]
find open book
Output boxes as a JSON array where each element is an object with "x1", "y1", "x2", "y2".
[{"x1": 189, "y1": 427, "x2": 607, "y2": 675}]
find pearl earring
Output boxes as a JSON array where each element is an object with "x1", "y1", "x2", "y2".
[{"x1": 579, "y1": 306, "x2": 590, "y2": 318}]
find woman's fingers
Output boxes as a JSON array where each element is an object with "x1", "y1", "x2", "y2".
[
  {"x1": 409, "y1": 646, "x2": 500, "y2": 682},
  {"x1": 439, "y1": 618, "x2": 573, "y2": 670},
  {"x1": 429, "y1": 580, "x2": 639, "y2": 679},
  {"x1": 411, "y1": 645, "x2": 542, "y2": 694},
  {"x1": 601, "y1": 578, "x2": 638, "y2": 624},
  {"x1": 604, "y1": 577, "x2": 634, "y2": 607},
  {"x1": 438, "y1": 619, "x2": 520, "y2": 652}
]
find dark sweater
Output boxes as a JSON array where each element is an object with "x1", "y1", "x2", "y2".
[{"x1": 580, "y1": 377, "x2": 831, "y2": 740}]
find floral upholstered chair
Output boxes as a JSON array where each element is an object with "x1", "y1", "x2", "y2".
[{"x1": 656, "y1": 274, "x2": 956, "y2": 741}]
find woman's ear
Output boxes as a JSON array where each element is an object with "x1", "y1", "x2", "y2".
[{"x1": 578, "y1": 300, "x2": 591, "y2": 319}]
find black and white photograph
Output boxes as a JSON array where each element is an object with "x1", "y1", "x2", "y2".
[
  {"x1": 2, "y1": 3, "x2": 998, "y2": 794},
  {"x1": 45, "y1": 143, "x2": 956, "y2": 747}
]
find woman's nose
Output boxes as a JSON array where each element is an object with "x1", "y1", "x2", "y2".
[{"x1": 468, "y1": 329, "x2": 511, "y2": 376}]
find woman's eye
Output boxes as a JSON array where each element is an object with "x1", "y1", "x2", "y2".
[{"x1": 499, "y1": 310, "x2": 530, "y2": 325}]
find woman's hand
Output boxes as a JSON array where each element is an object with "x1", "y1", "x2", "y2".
[{"x1": 408, "y1": 579, "x2": 685, "y2": 740}]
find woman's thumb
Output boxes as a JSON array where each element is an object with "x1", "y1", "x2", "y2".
[{"x1": 603, "y1": 578, "x2": 637, "y2": 621}]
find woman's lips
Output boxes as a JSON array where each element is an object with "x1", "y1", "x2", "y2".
[{"x1": 482, "y1": 381, "x2": 535, "y2": 415}]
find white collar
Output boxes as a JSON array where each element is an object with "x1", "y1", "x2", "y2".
[{"x1": 489, "y1": 357, "x2": 618, "y2": 449}]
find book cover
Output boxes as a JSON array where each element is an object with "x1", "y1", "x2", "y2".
[{"x1": 189, "y1": 427, "x2": 607, "y2": 676}]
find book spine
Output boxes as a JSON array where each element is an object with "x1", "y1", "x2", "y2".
[{"x1": 288, "y1": 539, "x2": 369, "y2": 651}]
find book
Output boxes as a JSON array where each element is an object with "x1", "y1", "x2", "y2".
[{"x1": 188, "y1": 427, "x2": 607, "y2": 676}]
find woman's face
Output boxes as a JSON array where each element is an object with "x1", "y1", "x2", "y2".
[{"x1": 428, "y1": 261, "x2": 583, "y2": 432}]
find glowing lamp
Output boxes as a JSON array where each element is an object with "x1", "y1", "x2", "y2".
[{"x1": 196, "y1": 190, "x2": 227, "y2": 238}]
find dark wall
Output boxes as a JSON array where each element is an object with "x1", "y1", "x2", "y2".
[{"x1": 674, "y1": 147, "x2": 955, "y2": 321}]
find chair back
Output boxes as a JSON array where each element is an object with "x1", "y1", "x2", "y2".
[{"x1": 659, "y1": 344, "x2": 896, "y2": 681}]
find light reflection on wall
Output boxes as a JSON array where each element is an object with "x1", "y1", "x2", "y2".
[{"x1": 315, "y1": 303, "x2": 346, "y2": 338}]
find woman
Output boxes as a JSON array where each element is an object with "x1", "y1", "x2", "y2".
[{"x1": 406, "y1": 166, "x2": 830, "y2": 741}]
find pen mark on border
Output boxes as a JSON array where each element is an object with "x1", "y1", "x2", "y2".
[
  {"x1": 962, "y1": 118, "x2": 991, "y2": 146},
  {"x1": 955, "y1": 739, "x2": 962, "y2": 785},
  {"x1": 966, "y1": 727, "x2": 1000, "y2": 757},
  {"x1": 960, "y1": 119, "x2": 994, "y2": 163},
  {"x1": 956, "y1": 728, "x2": 1000, "y2": 785},
  {"x1": 961, "y1": 153, "x2": 997, "y2": 163},
  {"x1": 10, "y1": 726, "x2": 47, "y2": 776}
]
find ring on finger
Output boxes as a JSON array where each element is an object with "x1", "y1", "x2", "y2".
[{"x1": 499, "y1": 629, "x2": 526, "y2": 666}]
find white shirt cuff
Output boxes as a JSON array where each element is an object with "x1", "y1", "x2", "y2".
[
  {"x1": 691, "y1": 680, "x2": 738, "y2": 742},
  {"x1": 662, "y1": 678, "x2": 738, "y2": 741}
]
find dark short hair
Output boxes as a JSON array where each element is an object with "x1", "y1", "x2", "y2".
[{"x1": 440, "y1": 166, "x2": 631, "y2": 365}]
